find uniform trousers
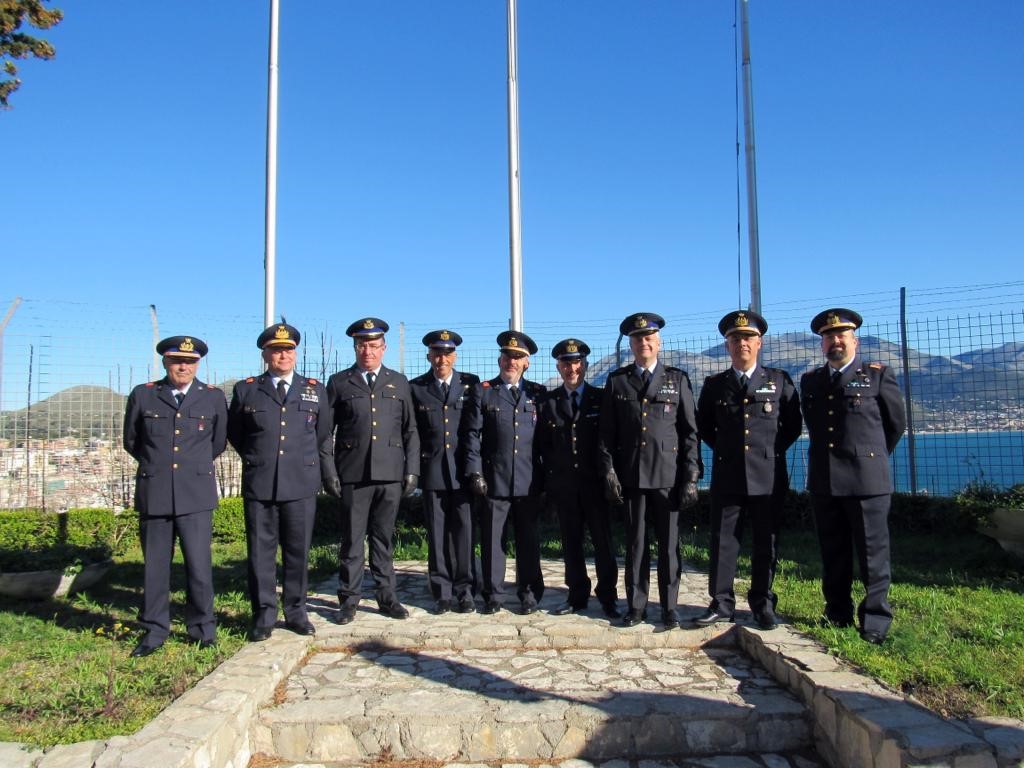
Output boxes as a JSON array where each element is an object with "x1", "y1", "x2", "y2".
[
  {"x1": 422, "y1": 488, "x2": 474, "y2": 602},
  {"x1": 708, "y1": 493, "x2": 777, "y2": 615},
  {"x1": 244, "y1": 496, "x2": 316, "y2": 628},
  {"x1": 480, "y1": 496, "x2": 544, "y2": 606},
  {"x1": 551, "y1": 482, "x2": 618, "y2": 608},
  {"x1": 623, "y1": 487, "x2": 679, "y2": 613},
  {"x1": 338, "y1": 481, "x2": 401, "y2": 609},
  {"x1": 139, "y1": 509, "x2": 215, "y2": 644},
  {"x1": 812, "y1": 493, "x2": 893, "y2": 636}
]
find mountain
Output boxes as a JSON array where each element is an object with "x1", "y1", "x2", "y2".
[{"x1": 0, "y1": 385, "x2": 127, "y2": 441}]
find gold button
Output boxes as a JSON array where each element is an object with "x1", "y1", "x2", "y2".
[
  {"x1": 745, "y1": 445, "x2": 750, "y2": 451},
  {"x1": 281, "y1": 407, "x2": 286, "y2": 413},
  {"x1": 869, "y1": 452, "x2": 875, "y2": 457},
  {"x1": 642, "y1": 426, "x2": 647, "y2": 431},
  {"x1": 828, "y1": 427, "x2": 833, "y2": 432},
  {"x1": 172, "y1": 463, "x2": 178, "y2": 469},
  {"x1": 281, "y1": 421, "x2": 286, "y2": 426},
  {"x1": 280, "y1": 435, "x2": 286, "y2": 440},
  {"x1": 744, "y1": 429, "x2": 750, "y2": 435},
  {"x1": 173, "y1": 446, "x2": 179, "y2": 452},
  {"x1": 279, "y1": 450, "x2": 284, "y2": 455},
  {"x1": 445, "y1": 443, "x2": 451, "y2": 449},
  {"x1": 641, "y1": 441, "x2": 646, "y2": 447},
  {"x1": 372, "y1": 421, "x2": 377, "y2": 426},
  {"x1": 743, "y1": 398, "x2": 749, "y2": 404},
  {"x1": 642, "y1": 398, "x2": 648, "y2": 404},
  {"x1": 514, "y1": 449, "x2": 518, "y2": 454},
  {"x1": 444, "y1": 418, "x2": 449, "y2": 424},
  {"x1": 176, "y1": 413, "x2": 182, "y2": 419},
  {"x1": 175, "y1": 429, "x2": 180, "y2": 435},
  {"x1": 445, "y1": 431, "x2": 450, "y2": 436},
  {"x1": 828, "y1": 443, "x2": 834, "y2": 448},
  {"x1": 372, "y1": 436, "x2": 377, "y2": 441},
  {"x1": 372, "y1": 407, "x2": 377, "y2": 412},
  {"x1": 827, "y1": 395, "x2": 834, "y2": 401},
  {"x1": 371, "y1": 394, "x2": 375, "y2": 399},
  {"x1": 828, "y1": 410, "x2": 834, "y2": 415},
  {"x1": 515, "y1": 435, "x2": 519, "y2": 440}
]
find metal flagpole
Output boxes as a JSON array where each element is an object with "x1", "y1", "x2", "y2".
[
  {"x1": 506, "y1": 0, "x2": 524, "y2": 331},
  {"x1": 264, "y1": 0, "x2": 280, "y2": 328},
  {"x1": 739, "y1": 0, "x2": 762, "y2": 315}
]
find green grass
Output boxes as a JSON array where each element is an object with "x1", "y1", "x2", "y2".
[
  {"x1": 681, "y1": 525, "x2": 1024, "y2": 720},
  {"x1": 0, "y1": 541, "x2": 252, "y2": 746}
]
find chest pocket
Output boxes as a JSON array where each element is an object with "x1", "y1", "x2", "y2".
[
  {"x1": 143, "y1": 409, "x2": 168, "y2": 436},
  {"x1": 753, "y1": 393, "x2": 779, "y2": 419},
  {"x1": 187, "y1": 406, "x2": 215, "y2": 433},
  {"x1": 649, "y1": 392, "x2": 678, "y2": 419},
  {"x1": 298, "y1": 400, "x2": 319, "y2": 429}
]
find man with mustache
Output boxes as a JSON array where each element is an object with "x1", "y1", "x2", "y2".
[{"x1": 801, "y1": 308, "x2": 906, "y2": 644}]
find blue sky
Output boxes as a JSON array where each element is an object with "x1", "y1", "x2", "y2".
[{"x1": 4, "y1": 1, "x2": 1023, "y2": 356}]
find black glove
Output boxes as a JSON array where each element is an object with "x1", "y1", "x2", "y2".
[
  {"x1": 467, "y1": 473, "x2": 488, "y2": 497},
  {"x1": 678, "y1": 481, "x2": 699, "y2": 511},
  {"x1": 402, "y1": 474, "x2": 418, "y2": 498},
  {"x1": 604, "y1": 470, "x2": 623, "y2": 506},
  {"x1": 323, "y1": 476, "x2": 342, "y2": 498}
]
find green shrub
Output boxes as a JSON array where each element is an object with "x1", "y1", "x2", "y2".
[
  {"x1": 0, "y1": 508, "x2": 136, "y2": 571},
  {"x1": 211, "y1": 497, "x2": 245, "y2": 543}
]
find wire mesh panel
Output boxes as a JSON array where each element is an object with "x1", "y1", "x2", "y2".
[{"x1": 0, "y1": 293, "x2": 1021, "y2": 509}]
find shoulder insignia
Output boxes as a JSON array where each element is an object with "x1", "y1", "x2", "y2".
[
  {"x1": 868, "y1": 363, "x2": 884, "y2": 370},
  {"x1": 145, "y1": 382, "x2": 156, "y2": 387},
  {"x1": 307, "y1": 378, "x2": 318, "y2": 385},
  {"x1": 208, "y1": 385, "x2": 221, "y2": 391},
  {"x1": 245, "y1": 377, "x2": 255, "y2": 383},
  {"x1": 482, "y1": 381, "x2": 491, "y2": 389}
]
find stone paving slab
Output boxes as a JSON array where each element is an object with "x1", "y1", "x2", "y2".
[{"x1": 253, "y1": 642, "x2": 810, "y2": 763}]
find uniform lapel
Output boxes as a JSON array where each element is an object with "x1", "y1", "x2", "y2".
[
  {"x1": 258, "y1": 375, "x2": 280, "y2": 404},
  {"x1": 626, "y1": 367, "x2": 645, "y2": 397},
  {"x1": 156, "y1": 379, "x2": 180, "y2": 410}
]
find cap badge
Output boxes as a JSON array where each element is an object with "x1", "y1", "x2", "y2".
[
  {"x1": 508, "y1": 337, "x2": 519, "y2": 348},
  {"x1": 274, "y1": 325, "x2": 289, "y2": 340},
  {"x1": 362, "y1": 319, "x2": 374, "y2": 330},
  {"x1": 179, "y1": 338, "x2": 195, "y2": 353},
  {"x1": 826, "y1": 312, "x2": 840, "y2": 327},
  {"x1": 734, "y1": 313, "x2": 749, "y2": 328},
  {"x1": 635, "y1": 316, "x2": 648, "y2": 329},
  {"x1": 566, "y1": 341, "x2": 578, "y2": 353}
]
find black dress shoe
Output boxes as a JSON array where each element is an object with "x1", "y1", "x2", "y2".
[
  {"x1": 129, "y1": 641, "x2": 163, "y2": 658},
  {"x1": 337, "y1": 606, "x2": 357, "y2": 625},
  {"x1": 661, "y1": 609, "x2": 681, "y2": 629},
  {"x1": 520, "y1": 601, "x2": 539, "y2": 615},
  {"x1": 549, "y1": 601, "x2": 580, "y2": 616},
  {"x1": 455, "y1": 597, "x2": 476, "y2": 614},
  {"x1": 601, "y1": 602, "x2": 621, "y2": 620},
  {"x1": 694, "y1": 608, "x2": 735, "y2": 626},
  {"x1": 480, "y1": 600, "x2": 502, "y2": 615},
  {"x1": 379, "y1": 602, "x2": 409, "y2": 620},
  {"x1": 860, "y1": 629, "x2": 886, "y2": 645},
  {"x1": 621, "y1": 609, "x2": 646, "y2": 627},
  {"x1": 434, "y1": 599, "x2": 453, "y2": 614},
  {"x1": 285, "y1": 620, "x2": 316, "y2": 636},
  {"x1": 249, "y1": 626, "x2": 273, "y2": 642},
  {"x1": 751, "y1": 608, "x2": 777, "y2": 630}
]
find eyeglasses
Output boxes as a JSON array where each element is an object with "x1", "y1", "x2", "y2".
[{"x1": 355, "y1": 341, "x2": 385, "y2": 351}]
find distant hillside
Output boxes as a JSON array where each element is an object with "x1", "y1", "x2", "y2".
[{"x1": 0, "y1": 385, "x2": 127, "y2": 440}]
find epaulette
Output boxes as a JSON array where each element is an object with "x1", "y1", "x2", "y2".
[
  {"x1": 208, "y1": 385, "x2": 221, "y2": 391},
  {"x1": 307, "y1": 378, "x2": 318, "y2": 385},
  {"x1": 482, "y1": 381, "x2": 491, "y2": 389},
  {"x1": 868, "y1": 363, "x2": 885, "y2": 370},
  {"x1": 145, "y1": 382, "x2": 156, "y2": 388},
  {"x1": 245, "y1": 377, "x2": 255, "y2": 383}
]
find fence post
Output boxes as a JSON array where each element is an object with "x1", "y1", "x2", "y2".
[{"x1": 899, "y1": 287, "x2": 918, "y2": 494}]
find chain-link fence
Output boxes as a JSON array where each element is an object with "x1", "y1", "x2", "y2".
[{"x1": 1, "y1": 288, "x2": 1021, "y2": 509}]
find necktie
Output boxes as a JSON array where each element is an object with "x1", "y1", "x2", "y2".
[
  {"x1": 831, "y1": 369, "x2": 842, "y2": 387},
  {"x1": 366, "y1": 371, "x2": 376, "y2": 390},
  {"x1": 174, "y1": 392, "x2": 184, "y2": 408},
  {"x1": 510, "y1": 384, "x2": 520, "y2": 402},
  {"x1": 571, "y1": 390, "x2": 579, "y2": 419},
  {"x1": 739, "y1": 373, "x2": 748, "y2": 388},
  {"x1": 641, "y1": 369, "x2": 652, "y2": 389},
  {"x1": 277, "y1": 379, "x2": 287, "y2": 401},
  {"x1": 441, "y1": 381, "x2": 450, "y2": 400}
]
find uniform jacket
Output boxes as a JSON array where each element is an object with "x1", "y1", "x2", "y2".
[
  {"x1": 123, "y1": 377, "x2": 228, "y2": 517},
  {"x1": 696, "y1": 365, "x2": 802, "y2": 496},
  {"x1": 326, "y1": 365, "x2": 419, "y2": 483},
  {"x1": 409, "y1": 370, "x2": 481, "y2": 491},
  {"x1": 226, "y1": 373, "x2": 337, "y2": 501},
  {"x1": 800, "y1": 357, "x2": 906, "y2": 496},
  {"x1": 598, "y1": 362, "x2": 700, "y2": 490},
  {"x1": 535, "y1": 383, "x2": 604, "y2": 492},
  {"x1": 461, "y1": 377, "x2": 547, "y2": 498}
]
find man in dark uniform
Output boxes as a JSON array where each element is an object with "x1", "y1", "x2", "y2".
[
  {"x1": 462, "y1": 330, "x2": 546, "y2": 615},
  {"x1": 695, "y1": 310, "x2": 802, "y2": 629},
  {"x1": 409, "y1": 329, "x2": 480, "y2": 614},
  {"x1": 227, "y1": 323, "x2": 339, "y2": 641},
  {"x1": 801, "y1": 308, "x2": 906, "y2": 644},
  {"x1": 123, "y1": 335, "x2": 227, "y2": 657},
  {"x1": 327, "y1": 318, "x2": 419, "y2": 625},
  {"x1": 598, "y1": 312, "x2": 700, "y2": 629},
  {"x1": 536, "y1": 338, "x2": 620, "y2": 619}
]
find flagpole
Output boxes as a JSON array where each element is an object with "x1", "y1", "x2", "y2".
[
  {"x1": 264, "y1": 0, "x2": 280, "y2": 328},
  {"x1": 506, "y1": 0, "x2": 524, "y2": 331},
  {"x1": 740, "y1": 0, "x2": 762, "y2": 314}
]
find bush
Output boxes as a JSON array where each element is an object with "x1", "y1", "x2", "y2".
[
  {"x1": 0, "y1": 508, "x2": 135, "y2": 571},
  {"x1": 211, "y1": 497, "x2": 245, "y2": 543}
]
